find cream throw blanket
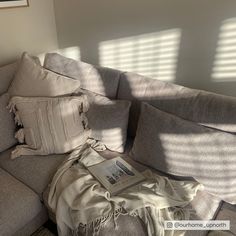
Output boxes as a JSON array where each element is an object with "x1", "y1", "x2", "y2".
[{"x1": 48, "y1": 143, "x2": 203, "y2": 236}]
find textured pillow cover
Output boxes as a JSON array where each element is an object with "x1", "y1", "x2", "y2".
[
  {"x1": 80, "y1": 90, "x2": 131, "y2": 153},
  {"x1": 8, "y1": 52, "x2": 81, "y2": 97},
  {"x1": 44, "y1": 53, "x2": 121, "y2": 98},
  {"x1": 0, "y1": 93, "x2": 17, "y2": 152},
  {"x1": 130, "y1": 102, "x2": 236, "y2": 204},
  {"x1": 8, "y1": 95, "x2": 90, "y2": 159}
]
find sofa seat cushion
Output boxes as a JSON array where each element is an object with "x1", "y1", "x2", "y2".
[
  {"x1": 0, "y1": 147, "x2": 67, "y2": 197},
  {"x1": 0, "y1": 167, "x2": 44, "y2": 235}
]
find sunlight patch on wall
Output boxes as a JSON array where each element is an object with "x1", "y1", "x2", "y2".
[
  {"x1": 212, "y1": 18, "x2": 236, "y2": 81},
  {"x1": 38, "y1": 46, "x2": 80, "y2": 64},
  {"x1": 99, "y1": 29, "x2": 181, "y2": 82},
  {"x1": 55, "y1": 46, "x2": 81, "y2": 60}
]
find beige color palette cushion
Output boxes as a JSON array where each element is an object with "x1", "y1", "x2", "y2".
[
  {"x1": 8, "y1": 95, "x2": 90, "y2": 159},
  {"x1": 0, "y1": 93, "x2": 17, "y2": 152},
  {"x1": 81, "y1": 90, "x2": 131, "y2": 153},
  {"x1": 8, "y1": 53, "x2": 81, "y2": 97},
  {"x1": 130, "y1": 102, "x2": 236, "y2": 204}
]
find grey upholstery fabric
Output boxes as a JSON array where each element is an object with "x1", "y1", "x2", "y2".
[
  {"x1": 8, "y1": 53, "x2": 81, "y2": 98},
  {"x1": 117, "y1": 72, "x2": 236, "y2": 137},
  {"x1": 13, "y1": 207, "x2": 48, "y2": 236},
  {"x1": 82, "y1": 90, "x2": 131, "y2": 153},
  {"x1": 44, "y1": 53, "x2": 121, "y2": 98},
  {"x1": 0, "y1": 168, "x2": 44, "y2": 235},
  {"x1": 0, "y1": 147, "x2": 67, "y2": 197},
  {"x1": 0, "y1": 62, "x2": 18, "y2": 95},
  {"x1": 0, "y1": 93, "x2": 17, "y2": 152},
  {"x1": 215, "y1": 202, "x2": 236, "y2": 235},
  {"x1": 130, "y1": 103, "x2": 236, "y2": 204}
]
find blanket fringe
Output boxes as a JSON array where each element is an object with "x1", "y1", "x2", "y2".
[{"x1": 72, "y1": 207, "x2": 128, "y2": 236}]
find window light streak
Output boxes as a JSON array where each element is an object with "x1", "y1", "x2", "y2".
[
  {"x1": 38, "y1": 46, "x2": 80, "y2": 64},
  {"x1": 212, "y1": 18, "x2": 236, "y2": 81},
  {"x1": 99, "y1": 29, "x2": 181, "y2": 82},
  {"x1": 55, "y1": 46, "x2": 81, "y2": 60}
]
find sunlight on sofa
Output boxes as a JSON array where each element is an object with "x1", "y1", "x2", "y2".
[{"x1": 99, "y1": 29, "x2": 182, "y2": 82}]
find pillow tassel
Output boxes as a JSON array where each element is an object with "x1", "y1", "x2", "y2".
[
  {"x1": 7, "y1": 100, "x2": 17, "y2": 113},
  {"x1": 15, "y1": 128, "x2": 25, "y2": 143},
  {"x1": 14, "y1": 111, "x2": 23, "y2": 126},
  {"x1": 11, "y1": 145, "x2": 26, "y2": 159},
  {"x1": 7, "y1": 99, "x2": 23, "y2": 125}
]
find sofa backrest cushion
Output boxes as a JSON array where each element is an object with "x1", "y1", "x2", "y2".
[
  {"x1": 80, "y1": 89, "x2": 131, "y2": 153},
  {"x1": 0, "y1": 63, "x2": 18, "y2": 95},
  {"x1": 130, "y1": 102, "x2": 236, "y2": 204},
  {"x1": 0, "y1": 93, "x2": 17, "y2": 152},
  {"x1": 117, "y1": 72, "x2": 236, "y2": 137},
  {"x1": 44, "y1": 53, "x2": 121, "y2": 99},
  {"x1": 8, "y1": 53, "x2": 81, "y2": 98}
]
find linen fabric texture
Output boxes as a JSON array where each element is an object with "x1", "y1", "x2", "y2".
[
  {"x1": 117, "y1": 72, "x2": 236, "y2": 137},
  {"x1": 0, "y1": 62, "x2": 18, "y2": 95},
  {"x1": 130, "y1": 102, "x2": 236, "y2": 204},
  {"x1": 80, "y1": 89, "x2": 131, "y2": 153},
  {"x1": 48, "y1": 145, "x2": 202, "y2": 236},
  {"x1": 8, "y1": 95, "x2": 90, "y2": 159},
  {"x1": 0, "y1": 93, "x2": 17, "y2": 152},
  {"x1": 8, "y1": 53, "x2": 81, "y2": 98},
  {"x1": 44, "y1": 53, "x2": 121, "y2": 98}
]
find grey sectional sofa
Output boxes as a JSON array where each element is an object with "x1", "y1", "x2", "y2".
[{"x1": 0, "y1": 55, "x2": 236, "y2": 236}]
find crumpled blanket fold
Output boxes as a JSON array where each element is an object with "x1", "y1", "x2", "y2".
[{"x1": 48, "y1": 143, "x2": 203, "y2": 236}]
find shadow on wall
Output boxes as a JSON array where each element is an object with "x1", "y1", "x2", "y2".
[{"x1": 99, "y1": 29, "x2": 182, "y2": 83}]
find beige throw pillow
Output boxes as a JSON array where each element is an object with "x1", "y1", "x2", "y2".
[
  {"x1": 8, "y1": 52, "x2": 81, "y2": 97},
  {"x1": 8, "y1": 95, "x2": 90, "y2": 159}
]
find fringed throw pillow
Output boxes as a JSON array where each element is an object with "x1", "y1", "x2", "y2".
[{"x1": 8, "y1": 95, "x2": 90, "y2": 159}]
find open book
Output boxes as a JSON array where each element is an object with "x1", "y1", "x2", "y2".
[{"x1": 88, "y1": 157, "x2": 145, "y2": 195}]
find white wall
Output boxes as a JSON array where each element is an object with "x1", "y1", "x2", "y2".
[
  {"x1": 54, "y1": 0, "x2": 236, "y2": 97},
  {"x1": 0, "y1": 0, "x2": 58, "y2": 65}
]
